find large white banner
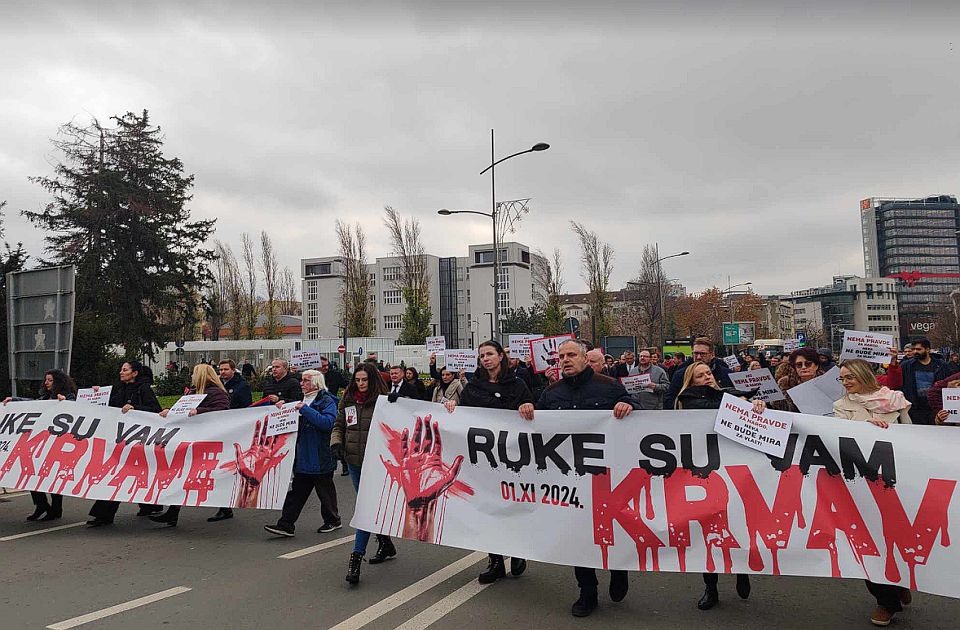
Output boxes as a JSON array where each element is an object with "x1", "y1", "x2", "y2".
[
  {"x1": 353, "y1": 397, "x2": 960, "y2": 598},
  {"x1": 0, "y1": 400, "x2": 297, "y2": 509}
]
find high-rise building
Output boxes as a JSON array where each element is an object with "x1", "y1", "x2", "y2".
[
  {"x1": 301, "y1": 241, "x2": 544, "y2": 347},
  {"x1": 861, "y1": 195, "x2": 960, "y2": 339},
  {"x1": 791, "y1": 275, "x2": 900, "y2": 353}
]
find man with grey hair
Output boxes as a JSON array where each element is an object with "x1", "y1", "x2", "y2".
[
  {"x1": 256, "y1": 357, "x2": 303, "y2": 406},
  {"x1": 519, "y1": 337, "x2": 637, "y2": 617}
]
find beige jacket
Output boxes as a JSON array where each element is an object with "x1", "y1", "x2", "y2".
[{"x1": 833, "y1": 394, "x2": 912, "y2": 424}]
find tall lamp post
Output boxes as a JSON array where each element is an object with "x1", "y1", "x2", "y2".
[
  {"x1": 654, "y1": 245, "x2": 690, "y2": 350},
  {"x1": 439, "y1": 131, "x2": 549, "y2": 343},
  {"x1": 722, "y1": 279, "x2": 753, "y2": 351}
]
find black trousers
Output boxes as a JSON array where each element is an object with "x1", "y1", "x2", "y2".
[
  {"x1": 277, "y1": 472, "x2": 339, "y2": 530},
  {"x1": 574, "y1": 566, "x2": 627, "y2": 596},
  {"x1": 88, "y1": 500, "x2": 157, "y2": 521},
  {"x1": 31, "y1": 492, "x2": 62, "y2": 513},
  {"x1": 866, "y1": 580, "x2": 906, "y2": 614}
]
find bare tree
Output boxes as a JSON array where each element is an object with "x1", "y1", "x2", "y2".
[
  {"x1": 627, "y1": 244, "x2": 667, "y2": 346},
  {"x1": 276, "y1": 266, "x2": 301, "y2": 316},
  {"x1": 220, "y1": 242, "x2": 245, "y2": 339},
  {"x1": 383, "y1": 206, "x2": 431, "y2": 343},
  {"x1": 570, "y1": 221, "x2": 614, "y2": 342},
  {"x1": 336, "y1": 220, "x2": 374, "y2": 336},
  {"x1": 240, "y1": 232, "x2": 259, "y2": 339},
  {"x1": 533, "y1": 248, "x2": 566, "y2": 335},
  {"x1": 203, "y1": 240, "x2": 233, "y2": 340},
  {"x1": 259, "y1": 231, "x2": 282, "y2": 338}
]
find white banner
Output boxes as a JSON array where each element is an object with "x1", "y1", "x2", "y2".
[
  {"x1": 840, "y1": 330, "x2": 894, "y2": 364},
  {"x1": 787, "y1": 366, "x2": 845, "y2": 416},
  {"x1": 290, "y1": 350, "x2": 322, "y2": 370},
  {"x1": 444, "y1": 350, "x2": 478, "y2": 372},
  {"x1": 0, "y1": 400, "x2": 297, "y2": 509},
  {"x1": 714, "y1": 393, "x2": 792, "y2": 457},
  {"x1": 508, "y1": 334, "x2": 541, "y2": 359},
  {"x1": 783, "y1": 339, "x2": 800, "y2": 353},
  {"x1": 942, "y1": 388, "x2": 960, "y2": 425},
  {"x1": 723, "y1": 355, "x2": 741, "y2": 371},
  {"x1": 426, "y1": 336, "x2": 447, "y2": 353},
  {"x1": 352, "y1": 397, "x2": 960, "y2": 598},
  {"x1": 620, "y1": 374, "x2": 650, "y2": 395},
  {"x1": 77, "y1": 386, "x2": 111, "y2": 406},
  {"x1": 729, "y1": 368, "x2": 786, "y2": 402}
]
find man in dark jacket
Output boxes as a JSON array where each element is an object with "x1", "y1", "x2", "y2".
[
  {"x1": 817, "y1": 348, "x2": 837, "y2": 373},
  {"x1": 320, "y1": 356, "x2": 348, "y2": 397},
  {"x1": 613, "y1": 350, "x2": 641, "y2": 378},
  {"x1": 219, "y1": 359, "x2": 253, "y2": 409},
  {"x1": 664, "y1": 338, "x2": 732, "y2": 410},
  {"x1": 901, "y1": 337, "x2": 943, "y2": 425},
  {"x1": 386, "y1": 365, "x2": 418, "y2": 400},
  {"x1": 519, "y1": 339, "x2": 637, "y2": 618},
  {"x1": 257, "y1": 358, "x2": 303, "y2": 405}
]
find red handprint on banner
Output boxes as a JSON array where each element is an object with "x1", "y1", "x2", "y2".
[
  {"x1": 220, "y1": 417, "x2": 290, "y2": 508},
  {"x1": 380, "y1": 415, "x2": 470, "y2": 542}
]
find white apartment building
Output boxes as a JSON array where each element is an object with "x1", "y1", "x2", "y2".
[
  {"x1": 790, "y1": 275, "x2": 900, "y2": 352},
  {"x1": 301, "y1": 241, "x2": 543, "y2": 348}
]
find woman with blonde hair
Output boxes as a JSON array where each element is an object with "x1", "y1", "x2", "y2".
[
  {"x1": 150, "y1": 363, "x2": 231, "y2": 527},
  {"x1": 673, "y1": 360, "x2": 763, "y2": 611},
  {"x1": 832, "y1": 358, "x2": 911, "y2": 626}
]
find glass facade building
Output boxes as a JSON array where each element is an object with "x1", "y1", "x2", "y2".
[{"x1": 861, "y1": 195, "x2": 960, "y2": 340}]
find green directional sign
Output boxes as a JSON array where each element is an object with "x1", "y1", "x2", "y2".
[{"x1": 722, "y1": 323, "x2": 740, "y2": 345}]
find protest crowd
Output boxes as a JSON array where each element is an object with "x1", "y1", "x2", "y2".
[{"x1": 4, "y1": 331, "x2": 958, "y2": 628}]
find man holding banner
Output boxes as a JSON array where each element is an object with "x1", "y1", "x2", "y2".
[{"x1": 519, "y1": 338, "x2": 637, "y2": 618}]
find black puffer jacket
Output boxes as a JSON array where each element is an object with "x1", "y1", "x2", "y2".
[
  {"x1": 261, "y1": 372, "x2": 303, "y2": 403},
  {"x1": 675, "y1": 385, "x2": 756, "y2": 410},
  {"x1": 535, "y1": 367, "x2": 636, "y2": 411},
  {"x1": 459, "y1": 372, "x2": 533, "y2": 410},
  {"x1": 108, "y1": 377, "x2": 161, "y2": 412}
]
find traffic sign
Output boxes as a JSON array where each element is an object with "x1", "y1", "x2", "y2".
[
  {"x1": 797, "y1": 331, "x2": 807, "y2": 347},
  {"x1": 175, "y1": 348, "x2": 184, "y2": 356},
  {"x1": 337, "y1": 344, "x2": 346, "y2": 354},
  {"x1": 357, "y1": 346, "x2": 363, "y2": 355},
  {"x1": 175, "y1": 339, "x2": 185, "y2": 348},
  {"x1": 722, "y1": 323, "x2": 740, "y2": 345}
]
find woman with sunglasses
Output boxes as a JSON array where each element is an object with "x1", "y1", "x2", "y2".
[
  {"x1": 769, "y1": 348, "x2": 822, "y2": 413},
  {"x1": 832, "y1": 359, "x2": 912, "y2": 626}
]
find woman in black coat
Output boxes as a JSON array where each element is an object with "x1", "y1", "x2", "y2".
[
  {"x1": 87, "y1": 360, "x2": 163, "y2": 527},
  {"x1": 2, "y1": 369, "x2": 78, "y2": 521},
  {"x1": 444, "y1": 339, "x2": 534, "y2": 585},
  {"x1": 674, "y1": 360, "x2": 763, "y2": 611}
]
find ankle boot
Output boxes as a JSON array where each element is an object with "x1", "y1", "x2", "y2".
[
  {"x1": 736, "y1": 574, "x2": 751, "y2": 599},
  {"x1": 368, "y1": 535, "x2": 397, "y2": 564},
  {"x1": 26, "y1": 507, "x2": 46, "y2": 521},
  {"x1": 345, "y1": 552, "x2": 363, "y2": 584},
  {"x1": 478, "y1": 555, "x2": 506, "y2": 583},
  {"x1": 698, "y1": 586, "x2": 719, "y2": 610}
]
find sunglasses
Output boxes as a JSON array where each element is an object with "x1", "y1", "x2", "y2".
[{"x1": 793, "y1": 361, "x2": 816, "y2": 369}]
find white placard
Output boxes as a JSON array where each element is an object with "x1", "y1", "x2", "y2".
[
  {"x1": 265, "y1": 401, "x2": 300, "y2": 437},
  {"x1": 786, "y1": 366, "x2": 845, "y2": 416},
  {"x1": 167, "y1": 393, "x2": 207, "y2": 416},
  {"x1": 426, "y1": 336, "x2": 447, "y2": 353},
  {"x1": 508, "y1": 334, "x2": 541, "y2": 359},
  {"x1": 77, "y1": 386, "x2": 111, "y2": 406},
  {"x1": 729, "y1": 368, "x2": 786, "y2": 402},
  {"x1": 290, "y1": 350, "x2": 322, "y2": 370},
  {"x1": 840, "y1": 330, "x2": 894, "y2": 364},
  {"x1": 783, "y1": 339, "x2": 800, "y2": 352},
  {"x1": 529, "y1": 334, "x2": 575, "y2": 374},
  {"x1": 723, "y1": 355, "x2": 741, "y2": 370},
  {"x1": 620, "y1": 373, "x2": 651, "y2": 395},
  {"x1": 445, "y1": 349, "x2": 478, "y2": 372},
  {"x1": 942, "y1": 388, "x2": 960, "y2": 425},
  {"x1": 346, "y1": 405, "x2": 358, "y2": 426},
  {"x1": 714, "y1": 393, "x2": 792, "y2": 457}
]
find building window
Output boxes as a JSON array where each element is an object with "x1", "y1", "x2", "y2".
[
  {"x1": 475, "y1": 249, "x2": 508, "y2": 264},
  {"x1": 305, "y1": 263, "x2": 332, "y2": 276},
  {"x1": 369, "y1": 273, "x2": 376, "y2": 286},
  {"x1": 498, "y1": 291, "x2": 510, "y2": 311},
  {"x1": 307, "y1": 302, "x2": 318, "y2": 325},
  {"x1": 307, "y1": 280, "x2": 317, "y2": 301},
  {"x1": 497, "y1": 267, "x2": 510, "y2": 291},
  {"x1": 307, "y1": 326, "x2": 318, "y2": 340},
  {"x1": 521, "y1": 250, "x2": 530, "y2": 263},
  {"x1": 382, "y1": 266, "x2": 401, "y2": 282},
  {"x1": 383, "y1": 314, "x2": 403, "y2": 330},
  {"x1": 384, "y1": 290, "x2": 402, "y2": 305}
]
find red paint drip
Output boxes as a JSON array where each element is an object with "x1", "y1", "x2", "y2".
[
  {"x1": 664, "y1": 469, "x2": 739, "y2": 574},
  {"x1": 591, "y1": 468, "x2": 665, "y2": 572},
  {"x1": 807, "y1": 469, "x2": 880, "y2": 578}
]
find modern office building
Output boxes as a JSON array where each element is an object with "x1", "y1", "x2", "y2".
[
  {"x1": 759, "y1": 295, "x2": 795, "y2": 340},
  {"x1": 301, "y1": 242, "x2": 543, "y2": 348},
  {"x1": 861, "y1": 195, "x2": 960, "y2": 339},
  {"x1": 791, "y1": 275, "x2": 900, "y2": 353}
]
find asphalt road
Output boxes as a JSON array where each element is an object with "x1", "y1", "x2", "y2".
[{"x1": 2, "y1": 480, "x2": 958, "y2": 630}]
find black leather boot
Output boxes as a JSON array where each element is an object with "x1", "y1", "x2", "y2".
[
  {"x1": 345, "y1": 552, "x2": 363, "y2": 584},
  {"x1": 698, "y1": 586, "x2": 719, "y2": 610},
  {"x1": 368, "y1": 535, "x2": 397, "y2": 564},
  {"x1": 478, "y1": 555, "x2": 506, "y2": 584}
]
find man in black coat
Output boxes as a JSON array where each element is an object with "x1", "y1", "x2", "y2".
[
  {"x1": 218, "y1": 359, "x2": 253, "y2": 409},
  {"x1": 664, "y1": 338, "x2": 732, "y2": 410},
  {"x1": 258, "y1": 358, "x2": 303, "y2": 405},
  {"x1": 519, "y1": 338, "x2": 637, "y2": 618},
  {"x1": 386, "y1": 365, "x2": 418, "y2": 400},
  {"x1": 320, "y1": 356, "x2": 348, "y2": 397}
]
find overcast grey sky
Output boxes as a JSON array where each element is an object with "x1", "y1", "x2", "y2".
[{"x1": 2, "y1": 1, "x2": 960, "y2": 297}]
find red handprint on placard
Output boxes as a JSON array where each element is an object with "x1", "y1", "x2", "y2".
[
  {"x1": 220, "y1": 417, "x2": 290, "y2": 508},
  {"x1": 380, "y1": 415, "x2": 471, "y2": 542}
]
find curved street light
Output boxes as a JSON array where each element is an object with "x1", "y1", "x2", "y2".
[{"x1": 654, "y1": 247, "x2": 691, "y2": 349}]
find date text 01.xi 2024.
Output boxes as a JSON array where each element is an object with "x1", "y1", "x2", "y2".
[{"x1": 500, "y1": 481, "x2": 583, "y2": 509}]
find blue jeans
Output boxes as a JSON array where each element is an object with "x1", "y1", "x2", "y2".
[{"x1": 348, "y1": 464, "x2": 371, "y2": 555}]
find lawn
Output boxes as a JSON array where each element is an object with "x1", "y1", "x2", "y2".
[{"x1": 157, "y1": 392, "x2": 263, "y2": 409}]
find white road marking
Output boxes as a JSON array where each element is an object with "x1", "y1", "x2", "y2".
[
  {"x1": 277, "y1": 534, "x2": 354, "y2": 559},
  {"x1": 0, "y1": 490, "x2": 29, "y2": 498},
  {"x1": 328, "y1": 551, "x2": 486, "y2": 630},
  {"x1": 393, "y1": 577, "x2": 492, "y2": 630},
  {"x1": 0, "y1": 521, "x2": 86, "y2": 541},
  {"x1": 46, "y1": 586, "x2": 192, "y2": 629}
]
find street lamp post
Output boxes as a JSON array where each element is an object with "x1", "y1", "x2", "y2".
[
  {"x1": 440, "y1": 132, "x2": 549, "y2": 344},
  {"x1": 654, "y1": 245, "x2": 690, "y2": 350},
  {"x1": 722, "y1": 278, "x2": 753, "y2": 351}
]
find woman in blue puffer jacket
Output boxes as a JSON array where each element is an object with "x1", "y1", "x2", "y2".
[{"x1": 263, "y1": 369, "x2": 341, "y2": 537}]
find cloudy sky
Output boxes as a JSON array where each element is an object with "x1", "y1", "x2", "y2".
[{"x1": 2, "y1": 1, "x2": 960, "y2": 297}]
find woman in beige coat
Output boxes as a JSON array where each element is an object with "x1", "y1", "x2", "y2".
[{"x1": 832, "y1": 359, "x2": 911, "y2": 627}]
